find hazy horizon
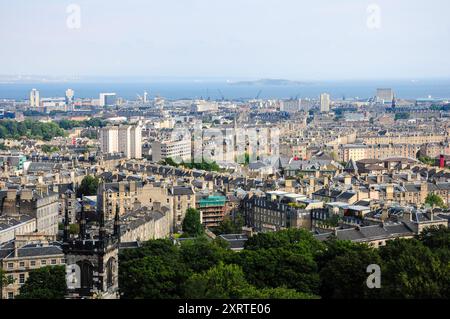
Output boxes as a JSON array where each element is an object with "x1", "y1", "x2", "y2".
[{"x1": 1, "y1": 0, "x2": 450, "y2": 80}]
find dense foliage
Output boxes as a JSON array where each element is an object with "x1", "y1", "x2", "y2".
[
  {"x1": 425, "y1": 193, "x2": 446, "y2": 208},
  {"x1": 162, "y1": 157, "x2": 221, "y2": 172},
  {"x1": 17, "y1": 266, "x2": 67, "y2": 299},
  {"x1": 119, "y1": 226, "x2": 450, "y2": 299},
  {"x1": 419, "y1": 156, "x2": 436, "y2": 166},
  {"x1": 0, "y1": 119, "x2": 66, "y2": 141},
  {"x1": 76, "y1": 175, "x2": 100, "y2": 198},
  {"x1": 394, "y1": 112, "x2": 410, "y2": 121},
  {"x1": 212, "y1": 215, "x2": 244, "y2": 235},
  {"x1": 57, "y1": 118, "x2": 107, "y2": 130},
  {"x1": 182, "y1": 208, "x2": 204, "y2": 237}
]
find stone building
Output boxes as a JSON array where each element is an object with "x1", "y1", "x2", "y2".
[
  {"x1": 0, "y1": 189, "x2": 59, "y2": 238},
  {"x1": 0, "y1": 234, "x2": 64, "y2": 299}
]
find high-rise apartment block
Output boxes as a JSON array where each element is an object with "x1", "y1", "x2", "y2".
[
  {"x1": 376, "y1": 88, "x2": 394, "y2": 103},
  {"x1": 29, "y1": 89, "x2": 40, "y2": 108},
  {"x1": 151, "y1": 139, "x2": 192, "y2": 163},
  {"x1": 65, "y1": 89, "x2": 74, "y2": 106},
  {"x1": 99, "y1": 93, "x2": 117, "y2": 107},
  {"x1": 100, "y1": 125, "x2": 142, "y2": 159},
  {"x1": 320, "y1": 93, "x2": 330, "y2": 113}
]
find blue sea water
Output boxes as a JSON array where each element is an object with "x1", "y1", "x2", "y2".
[{"x1": 0, "y1": 79, "x2": 450, "y2": 101}]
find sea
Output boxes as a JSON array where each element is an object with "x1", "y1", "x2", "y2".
[{"x1": 1, "y1": 79, "x2": 450, "y2": 101}]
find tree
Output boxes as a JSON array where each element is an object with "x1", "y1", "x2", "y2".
[
  {"x1": 76, "y1": 175, "x2": 99, "y2": 198},
  {"x1": 418, "y1": 226, "x2": 450, "y2": 250},
  {"x1": 378, "y1": 239, "x2": 447, "y2": 298},
  {"x1": 182, "y1": 208, "x2": 204, "y2": 237},
  {"x1": 180, "y1": 237, "x2": 230, "y2": 273},
  {"x1": 41, "y1": 145, "x2": 59, "y2": 153},
  {"x1": 425, "y1": 194, "x2": 445, "y2": 208},
  {"x1": 212, "y1": 215, "x2": 244, "y2": 235},
  {"x1": 17, "y1": 266, "x2": 67, "y2": 299},
  {"x1": 183, "y1": 263, "x2": 251, "y2": 299},
  {"x1": 394, "y1": 112, "x2": 410, "y2": 121},
  {"x1": 236, "y1": 247, "x2": 320, "y2": 295},
  {"x1": 1, "y1": 269, "x2": 15, "y2": 299},
  {"x1": 419, "y1": 156, "x2": 435, "y2": 166},
  {"x1": 119, "y1": 239, "x2": 191, "y2": 299},
  {"x1": 319, "y1": 242, "x2": 382, "y2": 299},
  {"x1": 183, "y1": 262, "x2": 318, "y2": 299},
  {"x1": 244, "y1": 228, "x2": 324, "y2": 253}
]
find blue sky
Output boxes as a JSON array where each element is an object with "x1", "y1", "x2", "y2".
[{"x1": 1, "y1": 0, "x2": 449, "y2": 80}]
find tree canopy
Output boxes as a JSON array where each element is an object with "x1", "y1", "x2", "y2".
[
  {"x1": 182, "y1": 208, "x2": 204, "y2": 237},
  {"x1": 0, "y1": 119, "x2": 66, "y2": 141},
  {"x1": 76, "y1": 175, "x2": 99, "y2": 198},
  {"x1": 17, "y1": 266, "x2": 67, "y2": 299},
  {"x1": 425, "y1": 194, "x2": 445, "y2": 208},
  {"x1": 116, "y1": 226, "x2": 450, "y2": 299}
]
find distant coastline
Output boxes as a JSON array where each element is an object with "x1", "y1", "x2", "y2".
[{"x1": 228, "y1": 79, "x2": 312, "y2": 86}]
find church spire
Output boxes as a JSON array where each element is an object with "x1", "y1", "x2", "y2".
[
  {"x1": 98, "y1": 182, "x2": 107, "y2": 240},
  {"x1": 63, "y1": 205, "x2": 70, "y2": 242},
  {"x1": 79, "y1": 204, "x2": 86, "y2": 239},
  {"x1": 113, "y1": 203, "x2": 121, "y2": 240}
]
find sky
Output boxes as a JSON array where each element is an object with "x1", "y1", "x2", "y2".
[{"x1": 1, "y1": 0, "x2": 450, "y2": 81}]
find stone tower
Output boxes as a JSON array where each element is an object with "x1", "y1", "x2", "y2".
[{"x1": 62, "y1": 184, "x2": 121, "y2": 299}]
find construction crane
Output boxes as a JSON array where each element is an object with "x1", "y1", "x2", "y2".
[{"x1": 217, "y1": 89, "x2": 225, "y2": 101}]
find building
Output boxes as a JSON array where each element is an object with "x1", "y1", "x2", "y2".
[
  {"x1": 62, "y1": 197, "x2": 120, "y2": 299},
  {"x1": 0, "y1": 214, "x2": 36, "y2": 245},
  {"x1": 341, "y1": 143, "x2": 420, "y2": 162},
  {"x1": 170, "y1": 186, "x2": 196, "y2": 231},
  {"x1": 320, "y1": 93, "x2": 330, "y2": 113},
  {"x1": 196, "y1": 195, "x2": 227, "y2": 228},
  {"x1": 0, "y1": 189, "x2": 59, "y2": 238},
  {"x1": 29, "y1": 89, "x2": 40, "y2": 108},
  {"x1": 41, "y1": 97, "x2": 67, "y2": 113},
  {"x1": 241, "y1": 191, "x2": 316, "y2": 232},
  {"x1": 99, "y1": 93, "x2": 117, "y2": 107},
  {"x1": 111, "y1": 205, "x2": 170, "y2": 243},
  {"x1": 0, "y1": 235, "x2": 64, "y2": 299},
  {"x1": 342, "y1": 144, "x2": 368, "y2": 162},
  {"x1": 151, "y1": 139, "x2": 192, "y2": 163},
  {"x1": 100, "y1": 125, "x2": 142, "y2": 159},
  {"x1": 191, "y1": 100, "x2": 218, "y2": 113},
  {"x1": 280, "y1": 99, "x2": 301, "y2": 113},
  {"x1": 97, "y1": 181, "x2": 143, "y2": 219},
  {"x1": 376, "y1": 88, "x2": 394, "y2": 103},
  {"x1": 65, "y1": 89, "x2": 75, "y2": 107},
  {"x1": 0, "y1": 155, "x2": 27, "y2": 171}
]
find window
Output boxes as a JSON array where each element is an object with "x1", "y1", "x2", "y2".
[
  {"x1": 19, "y1": 274, "x2": 25, "y2": 284},
  {"x1": 51, "y1": 259, "x2": 57, "y2": 265},
  {"x1": 30, "y1": 261, "x2": 36, "y2": 267},
  {"x1": 19, "y1": 262, "x2": 25, "y2": 268},
  {"x1": 41, "y1": 260, "x2": 47, "y2": 266},
  {"x1": 8, "y1": 292, "x2": 14, "y2": 299},
  {"x1": 7, "y1": 263, "x2": 13, "y2": 269}
]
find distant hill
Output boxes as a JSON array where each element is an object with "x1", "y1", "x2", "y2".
[{"x1": 228, "y1": 78, "x2": 312, "y2": 86}]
